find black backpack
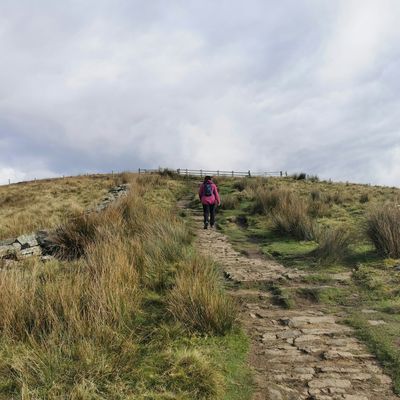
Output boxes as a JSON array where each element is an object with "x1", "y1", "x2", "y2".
[{"x1": 204, "y1": 182, "x2": 213, "y2": 196}]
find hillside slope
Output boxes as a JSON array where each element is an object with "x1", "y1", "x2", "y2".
[{"x1": 0, "y1": 173, "x2": 251, "y2": 400}]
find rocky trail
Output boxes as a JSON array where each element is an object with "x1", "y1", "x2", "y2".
[{"x1": 188, "y1": 206, "x2": 399, "y2": 400}]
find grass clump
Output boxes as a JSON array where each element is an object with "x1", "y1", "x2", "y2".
[
  {"x1": 163, "y1": 349, "x2": 224, "y2": 399},
  {"x1": 313, "y1": 225, "x2": 351, "y2": 263},
  {"x1": 232, "y1": 179, "x2": 247, "y2": 192},
  {"x1": 271, "y1": 195, "x2": 316, "y2": 241},
  {"x1": 168, "y1": 256, "x2": 237, "y2": 335},
  {"x1": 366, "y1": 204, "x2": 400, "y2": 258},
  {"x1": 221, "y1": 193, "x2": 240, "y2": 210},
  {"x1": 251, "y1": 188, "x2": 290, "y2": 215}
]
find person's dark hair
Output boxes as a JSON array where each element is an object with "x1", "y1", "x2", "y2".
[{"x1": 204, "y1": 175, "x2": 212, "y2": 183}]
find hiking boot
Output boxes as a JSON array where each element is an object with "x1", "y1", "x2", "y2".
[{"x1": 204, "y1": 224, "x2": 208, "y2": 229}]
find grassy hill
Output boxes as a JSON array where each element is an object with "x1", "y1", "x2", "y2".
[
  {"x1": 1, "y1": 171, "x2": 399, "y2": 398},
  {"x1": 211, "y1": 174, "x2": 400, "y2": 393},
  {"x1": 0, "y1": 174, "x2": 118, "y2": 239},
  {"x1": 0, "y1": 173, "x2": 251, "y2": 400}
]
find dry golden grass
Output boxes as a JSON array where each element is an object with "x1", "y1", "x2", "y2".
[
  {"x1": 168, "y1": 255, "x2": 237, "y2": 335},
  {"x1": 0, "y1": 174, "x2": 237, "y2": 398},
  {"x1": 0, "y1": 174, "x2": 118, "y2": 239}
]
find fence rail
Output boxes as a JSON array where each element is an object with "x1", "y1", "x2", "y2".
[
  {"x1": 1, "y1": 168, "x2": 289, "y2": 186},
  {"x1": 138, "y1": 168, "x2": 287, "y2": 178}
]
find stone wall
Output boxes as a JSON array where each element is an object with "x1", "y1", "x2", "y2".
[{"x1": 0, "y1": 183, "x2": 129, "y2": 265}]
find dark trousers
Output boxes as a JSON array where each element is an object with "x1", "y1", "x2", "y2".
[{"x1": 203, "y1": 204, "x2": 215, "y2": 226}]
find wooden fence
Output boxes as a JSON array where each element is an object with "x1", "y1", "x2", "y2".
[
  {"x1": 2, "y1": 169, "x2": 288, "y2": 186},
  {"x1": 138, "y1": 168, "x2": 287, "y2": 178}
]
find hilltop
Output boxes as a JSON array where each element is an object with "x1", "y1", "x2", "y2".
[{"x1": 0, "y1": 171, "x2": 399, "y2": 399}]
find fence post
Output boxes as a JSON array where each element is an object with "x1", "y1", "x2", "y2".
[
  {"x1": 177, "y1": 168, "x2": 180, "y2": 175},
  {"x1": 8, "y1": 179, "x2": 10, "y2": 185},
  {"x1": 138, "y1": 168, "x2": 141, "y2": 174},
  {"x1": 217, "y1": 170, "x2": 220, "y2": 176},
  {"x1": 285, "y1": 171, "x2": 288, "y2": 177},
  {"x1": 280, "y1": 171, "x2": 282, "y2": 177},
  {"x1": 200, "y1": 169, "x2": 203, "y2": 178},
  {"x1": 248, "y1": 170, "x2": 251, "y2": 177},
  {"x1": 186, "y1": 168, "x2": 188, "y2": 176},
  {"x1": 231, "y1": 171, "x2": 234, "y2": 177}
]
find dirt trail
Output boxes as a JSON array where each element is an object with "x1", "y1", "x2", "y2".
[{"x1": 189, "y1": 209, "x2": 399, "y2": 400}]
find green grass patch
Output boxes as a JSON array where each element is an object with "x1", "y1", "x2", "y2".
[{"x1": 347, "y1": 313, "x2": 400, "y2": 395}]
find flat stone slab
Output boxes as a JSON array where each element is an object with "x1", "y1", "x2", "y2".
[
  {"x1": 190, "y1": 209, "x2": 400, "y2": 400},
  {"x1": 20, "y1": 246, "x2": 42, "y2": 257},
  {"x1": 17, "y1": 234, "x2": 38, "y2": 249},
  {"x1": 308, "y1": 378, "x2": 352, "y2": 389},
  {"x1": 367, "y1": 320, "x2": 386, "y2": 326}
]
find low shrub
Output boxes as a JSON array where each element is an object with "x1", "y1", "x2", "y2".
[
  {"x1": 168, "y1": 255, "x2": 237, "y2": 335},
  {"x1": 366, "y1": 204, "x2": 400, "y2": 258},
  {"x1": 313, "y1": 225, "x2": 351, "y2": 262}
]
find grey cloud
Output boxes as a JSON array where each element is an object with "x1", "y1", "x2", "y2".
[{"x1": 0, "y1": 0, "x2": 399, "y2": 185}]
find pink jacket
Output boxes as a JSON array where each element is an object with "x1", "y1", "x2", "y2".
[{"x1": 199, "y1": 180, "x2": 221, "y2": 205}]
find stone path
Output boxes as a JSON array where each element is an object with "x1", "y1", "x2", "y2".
[{"x1": 190, "y1": 211, "x2": 399, "y2": 400}]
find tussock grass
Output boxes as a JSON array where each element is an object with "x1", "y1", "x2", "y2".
[
  {"x1": 366, "y1": 204, "x2": 400, "y2": 258},
  {"x1": 313, "y1": 225, "x2": 351, "y2": 263},
  {"x1": 221, "y1": 193, "x2": 240, "y2": 210},
  {"x1": 163, "y1": 349, "x2": 224, "y2": 399},
  {"x1": 168, "y1": 255, "x2": 237, "y2": 335},
  {"x1": 232, "y1": 179, "x2": 247, "y2": 192},
  {"x1": 308, "y1": 197, "x2": 331, "y2": 218},
  {"x1": 0, "y1": 175, "x2": 239, "y2": 398},
  {"x1": 271, "y1": 193, "x2": 316, "y2": 241},
  {"x1": 248, "y1": 187, "x2": 316, "y2": 240},
  {"x1": 251, "y1": 188, "x2": 290, "y2": 215}
]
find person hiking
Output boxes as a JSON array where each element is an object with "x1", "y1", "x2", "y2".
[{"x1": 198, "y1": 176, "x2": 220, "y2": 229}]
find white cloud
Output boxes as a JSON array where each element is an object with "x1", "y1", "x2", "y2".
[
  {"x1": 0, "y1": 0, "x2": 399, "y2": 186},
  {"x1": 0, "y1": 168, "x2": 26, "y2": 185},
  {"x1": 319, "y1": 0, "x2": 400, "y2": 84}
]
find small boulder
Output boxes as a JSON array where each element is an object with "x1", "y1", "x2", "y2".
[
  {"x1": 20, "y1": 246, "x2": 42, "y2": 258},
  {"x1": 0, "y1": 244, "x2": 19, "y2": 260},
  {"x1": 36, "y1": 230, "x2": 55, "y2": 254},
  {"x1": 17, "y1": 234, "x2": 38, "y2": 249}
]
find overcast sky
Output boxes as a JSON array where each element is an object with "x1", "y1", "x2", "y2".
[{"x1": 1, "y1": 0, "x2": 399, "y2": 186}]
